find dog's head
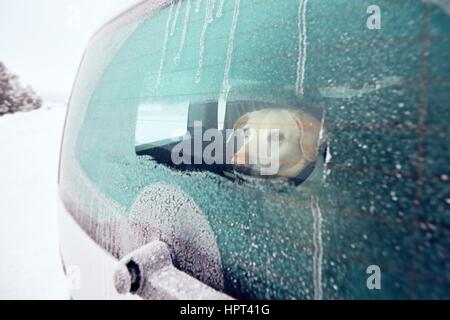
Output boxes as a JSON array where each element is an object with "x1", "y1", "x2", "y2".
[{"x1": 231, "y1": 108, "x2": 324, "y2": 179}]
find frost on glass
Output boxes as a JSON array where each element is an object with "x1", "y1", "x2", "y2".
[
  {"x1": 127, "y1": 184, "x2": 225, "y2": 291},
  {"x1": 174, "y1": 0, "x2": 192, "y2": 65},
  {"x1": 61, "y1": 0, "x2": 450, "y2": 299}
]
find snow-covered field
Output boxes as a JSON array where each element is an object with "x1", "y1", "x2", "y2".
[{"x1": 0, "y1": 104, "x2": 69, "y2": 299}]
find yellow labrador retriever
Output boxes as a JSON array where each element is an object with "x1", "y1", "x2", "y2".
[{"x1": 231, "y1": 108, "x2": 324, "y2": 179}]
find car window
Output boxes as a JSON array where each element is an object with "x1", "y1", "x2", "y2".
[
  {"x1": 135, "y1": 97, "x2": 325, "y2": 184},
  {"x1": 135, "y1": 101, "x2": 189, "y2": 147}
]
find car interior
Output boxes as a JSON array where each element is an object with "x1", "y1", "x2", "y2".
[{"x1": 135, "y1": 99, "x2": 326, "y2": 185}]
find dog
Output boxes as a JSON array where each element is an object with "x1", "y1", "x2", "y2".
[{"x1": 231, "y1": 108, "x2": 324, "y2": 179}]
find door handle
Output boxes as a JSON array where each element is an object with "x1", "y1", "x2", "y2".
[{"x1": 113, "y1": 240, "x2": 233, "y2": 300}]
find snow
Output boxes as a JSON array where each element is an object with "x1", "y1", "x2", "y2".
[
  {"x1": 0, "y1": 104, "x2": 69, "y2": 299},
  {"x1": 128, "y1": 183, "x2": 225, "y2": 291}
]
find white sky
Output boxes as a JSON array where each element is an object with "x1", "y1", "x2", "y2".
[{"x1": 0, "y1": 0, "x2": 141, "y2": 102}]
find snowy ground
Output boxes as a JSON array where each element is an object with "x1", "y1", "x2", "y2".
[{"x1": 0, "y1": 104, "x2": 69, "y2": 299}]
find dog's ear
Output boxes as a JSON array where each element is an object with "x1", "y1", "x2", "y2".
[
  {"x1": 233, "y1": 113, "x2": 250, "y2": 130},
  {"x1": 292, "y1": 110, "x2": 323, "y2": 162}
]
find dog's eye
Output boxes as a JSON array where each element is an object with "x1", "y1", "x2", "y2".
[{"x1": 243, "y1": 128, "x2": 251, "y2": 138}]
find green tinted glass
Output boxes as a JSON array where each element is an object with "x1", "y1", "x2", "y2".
[{"x1": 69, "y1": 0, "x2": 450, "y2": 299}]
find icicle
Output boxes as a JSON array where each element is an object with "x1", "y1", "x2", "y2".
[
  {"x1": 174, "y1": 0, "x2": 192, "y2": 65},
  {"x1": 208, "y1": 0, "x2": 216, "y2": 23},
  {"x1": 156, "y1": 3, "x2": 175, "y2": 88},
  {"x1": 195, "y1": 0, "x2": 203, "y2": 13},
  {"x1": 311, "y1": 195, "x2": 323, "y2": 300},
  {"x1": 295, "y1": 0, "x2": 309, "y2": 96},
  {"x1": 221, "y1": 0, "x2": 241, "y2": 100},
  {"x1": 195, "y1": 0, "x2": 216, "y2": 83},
  {"x1": 216, "y1": 0, "x2": 225, "y2": 18},
  {"x1": 170, "y1": 0, "x2": 182, "y2": 37}
]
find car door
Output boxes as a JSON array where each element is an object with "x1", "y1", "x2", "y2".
[{"x1": 59, "y1": 0, "x2": 450, "y2": 299}]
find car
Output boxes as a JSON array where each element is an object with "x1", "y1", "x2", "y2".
[{"x1": 58, "y1": 0, "x2": 450, "y2": 299}]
